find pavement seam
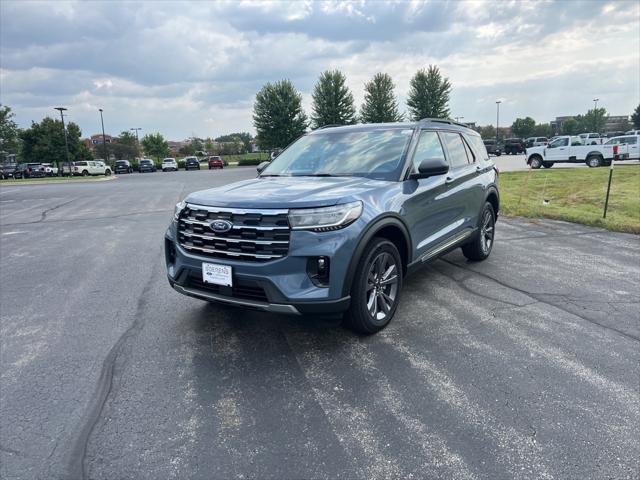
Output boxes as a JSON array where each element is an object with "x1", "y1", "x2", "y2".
[
  {"x1": 63, "y1": 256, "x2": 162, "y2": 479},
  {"x1": 440, "y1": 259, "x2": 640, "y2": 343}
]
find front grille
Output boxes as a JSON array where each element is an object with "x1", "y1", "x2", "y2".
[
  {"x1": 177, "y1": 204, "x2": 290, "y2": 262},
  {"x1": 187, "y1": 272, "x2": 268, "y2": 302}
]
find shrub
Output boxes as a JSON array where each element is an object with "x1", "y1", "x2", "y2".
[{"x1": 237, "y1": 158, "x2": 264, "y2": 166}]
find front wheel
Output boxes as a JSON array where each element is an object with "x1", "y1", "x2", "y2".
[
  {"x1": 345, "y1": 238, "x2": 403, "y2": 334},
  {"x1": 462, "y1": 202, "x2": 496, "y2": 261},
  {"x1": 529, "y1": 156, "x2": 543, "y2": 169},
  {"x1": 105, "y1": 169, "x2": 111, "y2": 176},
  {"x1": 82, "y1": 170, "x2": 89, "y2": 176}
]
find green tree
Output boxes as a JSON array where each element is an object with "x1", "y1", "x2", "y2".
[
  {"x1": 560, "y1": 118, "x2": 581, "y2": 135},
  {"x1": 0, "y1": 105, "x2": 21, "y2": 161},
  {"x1": 631, "y1": 104, "x2": 640, "y2": 129},
  {"x1": 478, "y1": 125, "x2": 495, "y2": 139},
  {"x1": 253, "y1": 79, "x2": 308, "y2": 150},
  {"x1": 141, "y1": 132, "x2": 170, "y2": 162},
  {"x1": 96, "y1": 131, "x2": 139, "y2": 160},
  {"x1": 359, "y1": 73, "x2": 403, "y2": 123},
  {"x1": 406, "y1": 65, "x2": 452, "y2": 120},
  {"x1": 582, "y1": 107, "x2": 607, "y2": 133},
  {"x1": 311, "y1": 70, "x2": 357, "y2": 128},
  {"x1": 215, "y1": 132, "x2": 253, "y2": 153},
  {"x1": 533, "y1": 123, "x2": 553, "y2": 137},
  {"x1": 20, "y1": 117, "x2": 91, "y2": 168},
  {"x1": 511, "y1": 117, "x2": 536, "y2": 138}
]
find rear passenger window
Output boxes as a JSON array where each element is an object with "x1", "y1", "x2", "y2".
[
  {"x1": 411, "y1": 131, "x2": 446, "y2": 170},
  {"x1": 625, "y1": 136, "x2": 637, "y2": 145},
  {"x1": 465, "y1": 134, "x2": 490, "y2": 161},
  {"x1": 441, "y1": 132, "x2": 470, "y2": 168}
]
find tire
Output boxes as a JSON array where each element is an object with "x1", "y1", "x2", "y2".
[
  {"x1": 344, "y1": 238, "x2": 403, "y2": 334},
  {"x1": 82, "y1": 170, "x2": 89, "y2": 176},
  {"x1": 586, "y1": 155, "x2": 602, "y2": 168},
  {"x1": 529, "y1": 155, "x2": 543, "y2": 169},
  {"x1": 462, "y1": 202, "x2": 496, "y2": 262},
  {"x1": 105, "y1": 169, "x2": 111, "y2": 176},
  {"x1": 542, "y1": 162, "x2": 553, "y2": 168}
]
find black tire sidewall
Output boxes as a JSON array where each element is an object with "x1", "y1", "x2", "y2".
[{"x1": 349, "y1": 239, "x2": 403, "y2": 333}]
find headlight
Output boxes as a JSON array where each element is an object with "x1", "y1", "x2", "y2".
[
  {"x1": 288, "y1": 201, "x2": 362, "y2": 232},
  {"x1": 174, "y1": 200, "x2": 186, "y2": 221}
]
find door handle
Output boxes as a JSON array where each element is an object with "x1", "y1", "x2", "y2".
[
  {"x1": 445, "y1": 176, "x2": 455, "y2": 184},
  {"x1": 475, "y1": 165, "x2": 482, "y2": 172}
]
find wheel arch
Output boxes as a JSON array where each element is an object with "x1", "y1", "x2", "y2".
[
  {"x1": 485, "y1": 187, "x2": 500, "y2": 218},
  {"x1": 341, "y1": 215, "x2": 411, "y2": 297}
]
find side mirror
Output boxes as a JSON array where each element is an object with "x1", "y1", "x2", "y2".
[
  {"x1": 410, "y1": 157, "x2": 449, "y2": 179},
  {"x1": 257, "y1": 161, "x2": 270, "y2": 173}
]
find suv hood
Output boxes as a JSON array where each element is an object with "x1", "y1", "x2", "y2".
[{"x1": 186, "y1": 176, "x2": 393, "y2": 209}]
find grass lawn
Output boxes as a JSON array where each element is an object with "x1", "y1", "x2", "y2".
[
  {"x1": 500, "y1": 164, "x2": 640, "y2": 234},
  {"x1": 0, "y1": 176, "x2": 115, "y2": 185}
]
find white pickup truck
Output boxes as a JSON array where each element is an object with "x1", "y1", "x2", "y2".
[
  {"x1": 526, "y1": 135, "x2": 616, "y2": 168},
  {"x1": 604, "y1": 134, "x2": 639, "y2": 161}
]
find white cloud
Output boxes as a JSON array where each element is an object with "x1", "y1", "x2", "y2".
[{"x1": 0, "y1": 0, "x2": 638, "y2": 140}]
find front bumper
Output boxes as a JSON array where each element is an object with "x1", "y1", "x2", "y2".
[{"x1": 164, "y1": 219, "x2": 362, "y2": 315}]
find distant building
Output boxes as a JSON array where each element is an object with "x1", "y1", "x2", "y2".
[
  {"x1": 167, "y1": 141, "x2": 185, "y2": 155},
  {"x1": 604, "y1": 115, "x2": 630, "y2": 133},
  {"x1": 83, "y1": 134, "x2": 114, "y2": 151}
]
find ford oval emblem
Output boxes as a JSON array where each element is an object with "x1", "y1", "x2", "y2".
[{"x1": 210, "y1": 219, "x2": 233, "y2": 233}]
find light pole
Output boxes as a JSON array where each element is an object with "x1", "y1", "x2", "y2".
[
  {"x1": 99, "y1": 109, "x2": 108, "y2": 163},
  {"x1": 54, "y1": 107, "x2": 70, "y2": 175},
  {"x1": 495, "y1": 100, "x2": 502, "y2": 145},
  {"x1": 593, "y1": 98, "x2": 599, "y2": 110},
  {"x1": 130, "y1": 127, "x2": 142, "y2": 157},
  {"x1": 455, "y1": 116, "x2": 464, "y2": 123}
]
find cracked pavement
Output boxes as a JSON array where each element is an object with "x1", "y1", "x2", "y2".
[{"x1": 1, "y1": 169, "x2": 639, "y2": 479}]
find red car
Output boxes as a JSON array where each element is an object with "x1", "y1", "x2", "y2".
[{"x1": 208, "y1": 156, "x2": 224, "y2": 169}]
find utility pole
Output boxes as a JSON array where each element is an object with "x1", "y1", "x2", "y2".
[
  {"x1": 130, "y1": 127, "x2": 142, "y2": 157},
  {"x1": 54, "y1": 107, "x2": 70, "y2": 175},
  {"x1": 495, "y1": 100, "x2": 502, "y2": 146},
  {"x1": 99, "y1": 109, "x2": 108, "y2": 163}
]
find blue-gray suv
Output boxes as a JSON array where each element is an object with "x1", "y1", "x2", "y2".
[{"x1": 165, "y1": 119, "x2": 499, "y2": 333}]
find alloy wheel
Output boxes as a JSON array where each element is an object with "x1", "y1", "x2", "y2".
[
  {"x1": 365, "y1": 252, "x2": 399, "y2": 323},
  {"x1": 480, "y1": 209, "x2": 494, "y2": 254}
]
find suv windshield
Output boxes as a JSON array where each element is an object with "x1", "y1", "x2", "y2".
[{"x1": 261, "y1": 128, "x2": 413, "y2": 181}]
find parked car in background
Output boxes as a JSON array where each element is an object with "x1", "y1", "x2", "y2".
[
  {"x1": 604, "y1": 135, "x2": 639, "y2": 161},
  {"x1": 167, "y1": 119, "x2": 500, "y2": 334},
  {"x1": 0, "y1": 163, "x2": 17, "y2": 179},
  {"x1": 625, "y1": 130, "x2": 640, "y2": 135},
  {"x1": 526, "y1": 135, "x2": 616, "y2": 168},
  {"x1": 503, "y1": 138, "x2": 525, "y2": 155},
  {"x1": 59, "y1": 162, "x2": 75, "y2": 176},
  {"x1": 138, "y1": 159, "x2": 157, "y2": 173},
  {"x1": 13, "y1": 163, "x2": 45, "y2": 179},
  {"x1": 73, "y1": 160, "x2": 112, "y2": 176},
  {"x1": 115, "y1": 160, "x2": 133, "y2": 174},
  {"x1": 483, "y1": 139, "x2": 501, "y2": 156},
  {"x1": 579, "y1": 133, "x2": 603, "y2": 145},
  {"x1": 41, "y1": 163, "x2": 58, "y2": 176},
  {"x1": 604, "y1": 131, "x2": 626, "y2": 138},
  {"x1": 162, "y1": 158, "x2": 178, "y2": 172},
  {"x1": 525, "y1": 137, "x2": 549, "y2": 148},
  {"x1": 207, "y1": 156, "x2": 224, "y2": 169},
  {"x1": 184, "y1": 156, "x2": 200, "y2": 170}
]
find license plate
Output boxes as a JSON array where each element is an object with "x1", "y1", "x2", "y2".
[{"x1": 202, "y1": 263, "x2": 232, "y2": 286}]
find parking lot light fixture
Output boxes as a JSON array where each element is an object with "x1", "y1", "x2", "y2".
[
  {"x1": 593, "y1": 98, "x2": 599, "y2": 110},
  {"x1": 99, "y1": 109, "x2": 108, "y2": 163},
  {"x1": 54, "y1": 107, "x2": 70, "y2": 174},
  {"x1": 130, "y1": 127, "x2": 142, "y2": 156},
  {"x1": 495, "y1": 100, "x2": 502, "y2": 145}
]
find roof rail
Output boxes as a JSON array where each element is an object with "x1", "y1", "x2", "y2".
[
  {"x1": 419, "y1": 118, "x2": 468, "y2": 128},
  {"x1": 315, "y1": 124, "x2": 341, "y2": 130}
]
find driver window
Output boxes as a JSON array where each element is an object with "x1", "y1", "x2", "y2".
[{"x1": 412, "y1": 131, "x2": 446, "y2": 170}]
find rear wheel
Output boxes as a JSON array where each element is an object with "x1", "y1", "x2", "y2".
[
  {"x1": 462, "y1": 202, "x2": 495, "y2": 261},
  {"x1": 105, "y1": 169, "x2": 111, "y2": 176},
  {"x1": 586, "y1": 155, "x2": 602, "y2": 168},
  {"x1": 345, "y1": 238, "x2": 403, "y2": 335},
  {"x1": 82, "y1": 170, "x2": 89, "y2": 176}
]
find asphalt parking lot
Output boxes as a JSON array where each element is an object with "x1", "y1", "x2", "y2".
[{"x1": 1, "y1": 168, "x2": 639, "y2": 480}]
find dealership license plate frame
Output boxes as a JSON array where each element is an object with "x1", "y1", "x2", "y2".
[{"x1": 202, "y1": 262, "x2": 232, "y2": 287}]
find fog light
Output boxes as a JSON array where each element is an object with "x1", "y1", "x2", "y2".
[{"x1": 307, "y1": 256, "x2": 330, "y2": 287}]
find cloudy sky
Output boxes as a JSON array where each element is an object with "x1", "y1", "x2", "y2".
[{"x1": 1, "y1": 0, "x2": 638, "y2": 140}]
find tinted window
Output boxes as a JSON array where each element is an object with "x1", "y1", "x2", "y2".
[
  {"x1": 442, "y1": 132, "x2": 470, "y2": 168},
  {"x1": 411, "y1": 131, "x2": 446, "y2": 170},
  {"x1": 549, "y1": 138, "x2": 568, "y2": 148},
  {"x1": 624, "y1": 136, "x2": 637, "y2": 145},
  {"x1": 465, "y1": 134, "x2": 490, "y2": 161},
  {"x1": 462, "y1": 137, "x2": 476, "y2": 163}
]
